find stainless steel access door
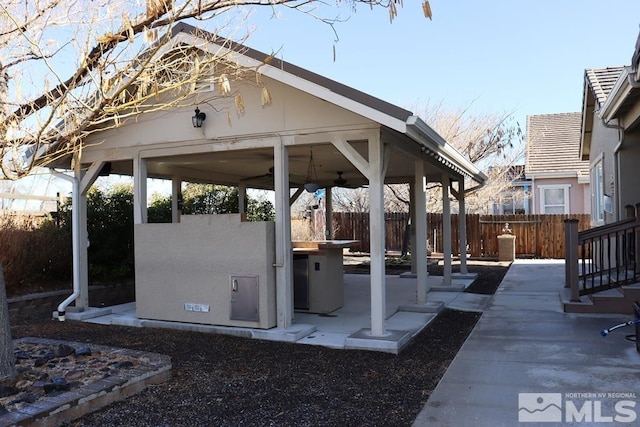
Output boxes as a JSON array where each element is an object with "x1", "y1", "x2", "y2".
[{"x1": 229, "y1": 275, "x2": 260, "y2": 322}]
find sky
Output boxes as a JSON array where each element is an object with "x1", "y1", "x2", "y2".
[
  {"x1": 6, "y1": 0, "x2": 640, "y2": 203},
  {"x1": 230, "y1": 0, "x2": 640, "y2": 132}
]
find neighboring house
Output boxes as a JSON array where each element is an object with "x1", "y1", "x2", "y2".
[
  {"x1": 581, "y1": 57, "x2": 640, "y2": 224},
  {"x1": 525, "y1": 112, "x2": 590, "y2": 214},
  {"x1": 490, "y1": 165, "x2": 532, "y2": 215},
  {"x1": 579, "y1": 66, "x2": 626, "y2": 226},
  {"x1": 39, "y1": 23, "x2": 485, "y2": 351}
]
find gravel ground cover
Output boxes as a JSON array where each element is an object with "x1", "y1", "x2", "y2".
[{"x1": 8, "y1": 262, "x2": 509, "y2": 426}]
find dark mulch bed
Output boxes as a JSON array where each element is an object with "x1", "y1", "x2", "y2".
[
  {"x1": 8, "y1": 262, "x2": 508, "y2": 426},
  {"x1": 344, "y1": 260, "x2": 511, "y2": 295}
]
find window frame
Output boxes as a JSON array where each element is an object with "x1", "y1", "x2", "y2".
[
  {"x1": 538, "y1": 184, "x2": 571, "y2": 214},
  {"x1": 591, "y1": 154, "x2": 605, "y2": 224}
]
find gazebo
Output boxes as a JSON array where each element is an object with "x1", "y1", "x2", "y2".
[{"x1": 51, "y1": 23, "x2": 486, "y2": 350}]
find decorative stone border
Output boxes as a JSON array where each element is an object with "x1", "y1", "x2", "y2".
[{"x1": 0, "y1": 337, "x2": 171, "y2": 427}]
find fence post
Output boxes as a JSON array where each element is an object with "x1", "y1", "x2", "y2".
[{"x1": 564, "y1": 219, "x2": 580, "y2": 301}]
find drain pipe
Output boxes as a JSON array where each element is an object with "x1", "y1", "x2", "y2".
[{"x1": 51, "y1": 170, "x2": 81, "y2": 321}]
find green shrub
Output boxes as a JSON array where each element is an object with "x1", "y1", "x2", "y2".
[{"x1": 1, "y1": 182, "x2": 275, "y2": 293}]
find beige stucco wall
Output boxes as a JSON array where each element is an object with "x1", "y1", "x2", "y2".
[
  {"x1": 588, "y1": 116, "x2": 620, "y2": 223},
  {"x1": 80, "y1": 76, "x2": 375, "y2": 160},
  {"x1": 533, "y1": 177, "x2": 590, "y2": 214},
  {"x1": 134, "y1": 214, "x2": 276, "y2": 329}
]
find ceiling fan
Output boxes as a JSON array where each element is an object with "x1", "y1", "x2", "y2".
[
  {"x1": 242, "y1": 166, "x2": 306, "y2": 186},
  {"x1": 333, "y1": 171, "x2": 347, "y2": 187}
]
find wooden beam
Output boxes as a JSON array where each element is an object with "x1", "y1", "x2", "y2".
[{"x1": 331, "y1": 138, "x2": 370, "y2": 180}]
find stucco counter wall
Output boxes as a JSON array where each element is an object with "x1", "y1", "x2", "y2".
[{"x1": 134, "y1": 214, "x2": 276, "y2": 329}]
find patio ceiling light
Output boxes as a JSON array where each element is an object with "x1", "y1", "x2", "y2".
[{"x1": 192, "y1": 107, "x2": 206, "y2": 128}]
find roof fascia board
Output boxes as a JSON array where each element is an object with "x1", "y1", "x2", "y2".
[
  {"x1": 178, "y1": 32, "x2": 409, "y2": 134},
  {"x1": 527, "y1": 171, "x2": 580, "y2": 179},
  {"x1": 406, "y1": 116, "x2": 487, "y2": 184},
  {"x1": 600, "y1": 66, "x2": 632, "y2": 122},
  {"x1": 580, "y1": 79, "x2": 594, "y2": 160}
]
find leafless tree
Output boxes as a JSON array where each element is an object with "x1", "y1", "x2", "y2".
[
  {"x1": 382, "y1": 101, "x2": 525, "y2": 214},
  {"x1": 0, "y1": 0, "x2": 431, "y2": 179},
  {"x1": 0, "y1": 265, "x2": 15, "y2": 382}
]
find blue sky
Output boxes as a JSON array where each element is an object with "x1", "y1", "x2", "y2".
[{"x1": 228, "y1": 0, "x2": 640, "y2": 131}]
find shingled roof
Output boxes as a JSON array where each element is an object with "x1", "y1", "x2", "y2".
[
  {"x1": 526, "y1": 112, "x2": 589, "y2": 179},
  {"x1": 585, "y1": 67, "x2": 625, "y2": 109}
]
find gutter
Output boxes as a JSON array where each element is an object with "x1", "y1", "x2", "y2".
[
  {"x1": 600, "y1": 66, "x2": 640, "y2": 123},
  {"x1": 50, "y1": 169, "x2": 81, "y2": 321},
  {"x1": 405, "y1": 116, "x2": 488, "y2": 185}
]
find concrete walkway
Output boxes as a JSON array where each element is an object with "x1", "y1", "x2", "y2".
[{"x1": 414, "y1": 259, "x2": 640, "y2": 426}]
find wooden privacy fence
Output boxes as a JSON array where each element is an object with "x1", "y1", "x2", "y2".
[{"x1": 329, "y1": 212, "x2": 592, "y2": 259}]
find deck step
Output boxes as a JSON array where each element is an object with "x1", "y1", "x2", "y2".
[{"x1": 563, "y1": 282, "x2": 638, "y2": 314}]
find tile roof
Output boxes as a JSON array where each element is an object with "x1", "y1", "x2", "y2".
[
  {"x1": 526, "y1": 112, "x2": 589, "y2": 177},
  {"x1": 585, "y1": 67, "x2": 625, "y2": 108}
]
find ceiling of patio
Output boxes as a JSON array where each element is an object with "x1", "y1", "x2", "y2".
[{"x1": 106, "y1": 139, "x2": 456, "y2": 190}]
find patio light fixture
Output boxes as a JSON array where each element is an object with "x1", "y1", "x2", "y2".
[
  {"x1": 304, "y1": 148, "x2": 319, "y2": 193},
  {"x1": 192, "y1": 107, "x2": 206, "y2": 128}
]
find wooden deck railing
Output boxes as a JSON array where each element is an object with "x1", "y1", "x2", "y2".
[{"x1": 565, "y1": 204, "x2": 640, "y2": 301}]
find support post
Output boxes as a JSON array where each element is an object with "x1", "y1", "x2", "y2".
[
  {"x1": 458, "y1": 179, "x2": 469, "y2": 275},
  {"x1": 415, "y1": 160, "x2": 428, "y2": 303},
  {"x1": 77, "y1": 186, "x2": 89, "y2": 309},
  {"x1": 171, "y1": 176, "x2": 181, "y2": 223},
  {"x1": 369, "y1": 135, "x2": 386, "y2": 336},
  {"x1": 274, "y1": 138, "x2": 293, "y2": 329},
  {"x1": 238, "y1": 182, "x2": 247, "y2": 219},
  {"x1": 133, "y1": 156, "x2": 148, "y2": 224},
  {"x1": 564, "y1": 219, "x2": 580, "y2": 301},
  {"x1": 442, "y1": 174, "x2": 452, "y2": 286},
  {"x1": 409, "y1": 180, "x2": 417, "y2": 273},
  {"x1": 325, "y1": 186, "x2": 333, "y2": 239}
]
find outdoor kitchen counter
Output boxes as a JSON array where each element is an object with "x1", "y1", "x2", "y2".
[
  {"x1": 291, "y1": 240, "x2": 359, "y2": 314},
  {"x1": 291, "y1": 240, "x2": 359, "y2": 252}
]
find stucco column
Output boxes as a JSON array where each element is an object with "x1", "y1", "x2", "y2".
[
  {"x1": 325, "y1": 187, "x2": 333, "y2": 239},
  {"x1": 133, "y1": 156, "x2": 148, "y2": 224},
  {"x1": 458, "y1": 179, "x2": 468, "y2": 275},
  {"x1": 442, "y1": 173, "x2": 452, "y2": 286},
  {"x1": 369, "y1": 135, "x2": 386, "y2": 336},
  {"x1": 171, "y1": 176, "x2": 181, "y2": 223},
  {"x1": 274, "y1": 137, "x2": 293, "y2": 329},
  {"x1": 414, "y1": 159, "x2": 428, "y2": 303}
]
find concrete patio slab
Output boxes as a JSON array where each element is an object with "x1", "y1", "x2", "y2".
[
  {"x1": 67, "y1": 272, "x2": 478, "y2": 353},
  {"x1": 345, "y1": 328, "x2": 413, "y2": 354}
]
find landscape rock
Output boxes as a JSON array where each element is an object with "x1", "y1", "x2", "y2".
[
  {"x1": 75, "y1": 346, "x2": 92, "y2": 357},
  {"x1": 54, "y1": 344, "x2": 76, "y2": 358},
  {"x1": 0, "y1": 385, "x2": 18, "y2": 399},
  {"x1": 43, "y1": 377, "x2": 71, "y2": 395}
]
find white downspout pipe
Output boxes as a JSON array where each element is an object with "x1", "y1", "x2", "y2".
[{"x1": 51, "y1": 170, "x2": 80, "y2": 321}]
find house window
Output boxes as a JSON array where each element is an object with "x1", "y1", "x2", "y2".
[
  {"x1": 539, "y1": 185, "x2": 570, "y2": 214},
  {"x1": 592, "y1": 158, "x2": 604, "y2": 222},
  {"x1": 498, "y1": 189, "x2": 527, "y2": 214}
]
